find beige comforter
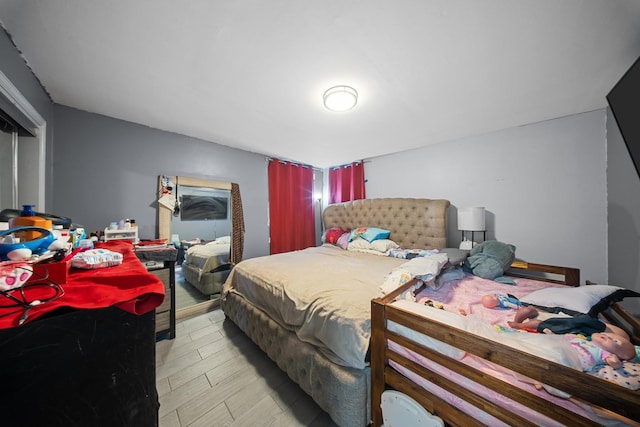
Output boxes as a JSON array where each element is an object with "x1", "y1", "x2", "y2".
[
  {"x1": 223, "y1": 244, "x2": 406, "y2": 369},
  {"x1": 184, "y1": 241, "x2": 230, "y2": 279}
]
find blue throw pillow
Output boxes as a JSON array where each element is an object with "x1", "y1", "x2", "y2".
[{"x1": 349, "y1": 227, "x2": 391, "y2": 243}]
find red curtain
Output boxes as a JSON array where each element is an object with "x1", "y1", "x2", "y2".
[
  {"x1": 328, "y1": 161, "x2": 366, "y2": 204},
  {"x1": 268, "y1": 159, "x2": 316, "y2": 254}
]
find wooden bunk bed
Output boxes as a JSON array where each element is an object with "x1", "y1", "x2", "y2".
[{"x1": 371, "y1": 263, "x2": 640, "y2": 426}]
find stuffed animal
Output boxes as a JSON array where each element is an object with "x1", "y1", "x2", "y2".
[
  {"x1": 567, "y1": 333, "x2": 637, "y2": 371},
  {"x1": 464, "y1": 240, "x2": 516, "y2": 284},
  {"x1": 481, "y1": 293, "x2": 522, "y2": 309},
  {"x1": 0, "y1": 227, "x2": 56, "y2": 261},
  {"x1": 0, "y1": 261, "x2": 33, "y2": 291}
]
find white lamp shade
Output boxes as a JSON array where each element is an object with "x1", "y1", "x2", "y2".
[
  {"x1": 458, "y1": 207, "x2": 486, "y2": 231},
  {"x1": 323, "y1": 86, "x2": 358, "y2": 112}
]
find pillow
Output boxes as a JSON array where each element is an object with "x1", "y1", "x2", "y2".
[
  {"x1": 323, "y1": 227, "x2": 349, "y2": 244},
  {"x1": 429, "y1": 266, "x2": 465, "y2": 290},
  {"x1": 336, "y1": 232, "x2": 350, "y2": 250},
  {"x1": 348, "y1": 237, "x2": 398, "y2": 254},
  {"x1": 208, "y1": 235, "x2": 230, "y2": 244},
  {"x1": 348, "y1": 227, "x2": 391, "y2": 243},
  {"x1": 464, "y1": 240, "x2": 516, "y2": 285},
  {"x1": 439, "y1": 248, "x2": 469, "y2": 266},
  {"x1": 520, "y1": 285, "x2": 640, "y2": 317}
]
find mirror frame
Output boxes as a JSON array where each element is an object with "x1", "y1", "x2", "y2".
[
  {"x1": 158, "y1": 175, "x2": 232, "y2": 241},
  {"x1": 158, "y1": 175, "x2": 233, "y2": 319}
]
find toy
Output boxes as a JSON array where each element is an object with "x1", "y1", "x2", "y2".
[
  {"x1": 0, "y1": 261, "x2": 33, "y2": 291},
  {"x1": 481, "y1": 293, "x2": 522, "y2": 309},
  {"x1": 0, "y1": 226, "x2": 72, "y2": 262},
  {"x1": 569, "y1": 333, "x2": 636, "y2": 371},
  {"x1": 508, "y1": 306, "x2": 609, "y2": 336},
  {"x1": 464, "y1": 240, "x2": 516, "y2": 283},
  {"x1": 0, "y1": 227, "x2": 56, "y2": 261},
  {"x1": 507, "y1": 306, "x2": 638, "y2": 370}
]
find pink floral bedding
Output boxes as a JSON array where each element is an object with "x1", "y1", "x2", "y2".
[
  {"x1": 389, "y1": 274, "x2": 637, "y2": 425},
  {"x1": 414, "y1": 272, "x2": 567, "y2": 327}
]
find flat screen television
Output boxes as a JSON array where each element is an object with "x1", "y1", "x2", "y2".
[
  {"x1": 607, "y1": 55, "x2": 640, "y2": 179},
  {"x1": 180, "y1": 195, "x2": 228, "y2": 221}
]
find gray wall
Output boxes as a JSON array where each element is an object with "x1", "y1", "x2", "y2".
[
  {"x1": 51, "y1": 105, "x2": 270, "y2": 260},
  {"x1": 6, "y1": 27, "x2": 639, "y2": 314},
  {"x1": 0, "y1": 28, "x2": 55, "y2": 210},
  {"x1": 607, "y1": 108, "x2": 640, "y2": 315},
  {"x1": 365, "y1": 110, "x2": 608, "y2": 287},
  {"x1": 2, "y1": 26, "x2": 270, "y2": 260}
]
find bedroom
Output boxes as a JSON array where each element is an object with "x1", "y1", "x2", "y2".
[{"x1": 0, "y1": 1, "x2": 639, "y2": 426}]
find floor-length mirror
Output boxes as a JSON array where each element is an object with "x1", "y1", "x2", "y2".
[{"x1": 158, "y1": 176, "x2": 233, "y2": 320}]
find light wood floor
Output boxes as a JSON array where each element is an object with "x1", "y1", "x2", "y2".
[
  {"x1": 174, "y1": 266, "x2": 210, "y2": 310},
  {"x1": 174, "y1": 266, "x2": 224, "y2": 321},
  {"x1": 156, "y1": 308, "x2": 339, "y2": 427}
]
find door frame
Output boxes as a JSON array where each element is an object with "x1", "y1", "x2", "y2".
[{"x1": 0, "y1": 69, "x2": 46, "y2": 210}]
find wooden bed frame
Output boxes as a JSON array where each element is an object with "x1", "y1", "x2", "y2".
[{"x1": 371, "y1": 263, "x2": 640, "y2": 426}]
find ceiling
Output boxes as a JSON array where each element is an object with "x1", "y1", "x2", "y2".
[{"x1": 1, "y1": 1, "x2": 639, "y2": 168}]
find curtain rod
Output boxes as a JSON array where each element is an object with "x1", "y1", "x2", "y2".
[
  {"x1": 265, "y1": 157, "x2": 322, "y2": 171},
  {"x1": 265, "y1": 156, "x2": 369, "y2": 171},
  {"x1": 329, "y1": 160, "x2": 367, "y2": 170}
]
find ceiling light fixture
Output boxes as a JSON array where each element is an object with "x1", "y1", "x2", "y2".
[{"x1": 323, "y1": 85, "x2": 358, "y2": 112}]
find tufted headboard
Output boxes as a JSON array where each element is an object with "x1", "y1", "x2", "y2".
[{"x1": 322, "y1": 198, "x2": 450, "y2": 250}]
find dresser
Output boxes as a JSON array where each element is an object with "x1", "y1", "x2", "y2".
[
  {"x1": 135, "y1": 246, "x2": 177, "y2": 339},
  {"x1": 0, "y1": 241, "x2": 165, "y2": 426},
  {"x1": 0, "y1": 306, "x2": 158, "y2": 426}
]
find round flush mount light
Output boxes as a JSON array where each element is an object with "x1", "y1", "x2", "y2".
[{"x1": 323, "y1": 85, "x2": 358, "y2": 112}]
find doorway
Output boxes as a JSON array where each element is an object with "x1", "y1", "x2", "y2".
[{"x1": 0, "y1": 69, "x2": 46, "y2": 211}]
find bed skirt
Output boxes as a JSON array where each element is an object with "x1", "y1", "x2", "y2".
[{"x1": 221, "y1": 290, "x2": 370, "y2": 427}]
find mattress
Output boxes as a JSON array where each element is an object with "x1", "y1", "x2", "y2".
[
  {"x1": 182, "y1": 240, "x2": 230, "y2": 295},
  {"x1": 223, "y1": 244, "x2": 406, "y2": 369},
  {"x1": 413, "y1": 272, "x2": 569, "y2": 324},
  {"x1": 222, "y1": 289, "x2": 371, "y2": 427},
  {"x1": 387, "y1": 294, "x2": 633, "y2": 426}
]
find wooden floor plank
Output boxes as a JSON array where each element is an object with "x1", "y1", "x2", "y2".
[{"x1": 157, "y1": 308, "x2": 338, "y2": 427}]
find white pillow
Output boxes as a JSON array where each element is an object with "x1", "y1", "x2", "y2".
[
  {"x1": 520, "y1": 285, "x2": 640, "y2": 316},
  {"x1": 347, "y1": 237, "x2": 399, "y2": 254}
]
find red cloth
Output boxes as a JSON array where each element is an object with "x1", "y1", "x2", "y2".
[{"x1": 0, "y1": 241, "x2": 165, "y2": 329}]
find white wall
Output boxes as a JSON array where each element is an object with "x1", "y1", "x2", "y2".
[{"x1": 365, "y1": 110, "x2": 607, "y2": 285}]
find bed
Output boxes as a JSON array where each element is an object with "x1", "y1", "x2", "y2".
[
  {"x1": 181, "y1": 237, "x2": 231, "y2": 296},
  {"x1": 221, "y1": 198, "x2": 450, "y2": 427},
  {"x1": 370, "y1": 264, "x2": 640, "y2": 426},
  {"x1": 222, "y1": 197, "x2": 640, "y2": 427}
]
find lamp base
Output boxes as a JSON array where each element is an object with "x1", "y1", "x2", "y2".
[{"x1": 459, "y1": 240, "x2": 474, "y2": 250}]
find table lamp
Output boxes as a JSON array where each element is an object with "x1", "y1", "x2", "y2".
[{"x1": 458, "y1": 207, "x2": 486, "y2": 250}]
